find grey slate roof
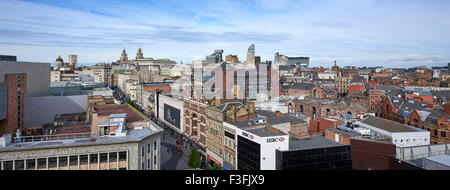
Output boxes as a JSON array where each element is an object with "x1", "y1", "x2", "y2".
[
  {"x1": 256, "y1": 109, "x2": 276, "y2": 118},
  {"x1": 289, "y1": 83, "x2": 316, "y2": 91}
]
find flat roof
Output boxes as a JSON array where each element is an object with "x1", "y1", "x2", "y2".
[
  {"x1": 288, "y1": 136, "x2": 345, "y2": 151},
  {"x1": 246, "y1": 127, "x2": 283, "y2": 137},
  {"x1": 95, "y1": 104, "x2": 147, "y2": 122},
  {"x1": 361, "y1": 115, "x2": 419, "y2": 133},
  {"x1": 426, "y1": 155, "x2": 450, "y2": 166},
  {"x1": 0, "y1": 126, "x2": 162, "y2": 152},
  {"x1": 326, "y1": 128, "x2": 362, "y2": 137}
]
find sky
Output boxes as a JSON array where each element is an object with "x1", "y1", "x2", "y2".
[{"x1": 0, "y1": 0, "x2": 450, "y2": 68}]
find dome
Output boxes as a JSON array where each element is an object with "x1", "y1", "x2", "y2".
[{"x1": 56, "y1": 56, "x2": 64, "y2": 62}]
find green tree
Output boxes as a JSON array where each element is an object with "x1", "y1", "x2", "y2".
[
  {"x1": 188, "y1": 148, "x2": 201, "y2": 168},
  {"x1": 128, "y1": 100, "x2": 139, "y2": 110},
  {"x1": 209, "y1": 163, "x2": 222, "y2": 170}
]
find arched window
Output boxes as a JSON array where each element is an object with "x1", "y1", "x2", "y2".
[
  {"x1": 300, "y1": 105, "x2": 304, "y2": 114},
  {"x1": 192, "y1": 114, "x2": 198, "y2": 136},
  {"x1": 288, "y1": 103, "x2": 293, "y2": 113},
  {"x1": 326, "y1": 108, "x2": 331, "y2": 115},
  {"x1": 312, "y1": 107, "x2": 316, "y2": 120}
]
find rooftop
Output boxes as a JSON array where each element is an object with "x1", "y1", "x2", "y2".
[
  {"x1": 288, "y1": 136, "x2": 345, "y2": 151},
  {"x1": 0, "y1": 123, "x2": 163, "y2": 152},
  {"x1": 426, "y1": 155, "x2": 450, "y2": 166},
  {"x1": 360, "y1": 115, "x2": 420, "y2": 133},
  {"x1": 95, "y1": 104, "x2": 148, "y2": 122},
  {"x1": 267, "y1": 115, "x2": 305, "y2": 125},
  {"x1": 326, "y1": 128, "x2": 362, "y2": 137},
  {"x1": 246, "y1": 127, "x2": 283, "y2": 137}
]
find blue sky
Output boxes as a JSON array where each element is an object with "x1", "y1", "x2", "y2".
[{"x1": 0, "y1": 0, "x2": 450, "y2": 68}]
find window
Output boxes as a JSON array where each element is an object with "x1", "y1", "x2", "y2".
[
  {"x1": 26, "y1": 159, "x2": 36, "y2": 170},
  {"x1": 154, "y1": 142, "x2": 157, "y2": 150},
  {"x1": 434, "y1": 130, "x2": 438, "y2": 136},
  {"x1": 48, "y1": 157, "x2": 57, "y2": 169},
  {"x1": 59, "y1": 157, "x2": 68, "y2": 167},
  {"x1": 441, "y1": 131, "x2": 446, "y2": 138},
  {"x1": 148, "y1": 144, "x2": 151, "y2": 153},
  {"x1": 69, "y1": 156, "x2": 78, "y2": 167},
  {"x1": 142, "y1": 147, "x2": 145, "y2": 157},
  {"x1": 90, "y1": 154, "x2": 98, "y2": 163},
  {"x1": 14, "y1": 160, "x2": 24, "y2": 170},
  {"x1": 100, "y1": 153, "x2": 108, "y2": 163}
]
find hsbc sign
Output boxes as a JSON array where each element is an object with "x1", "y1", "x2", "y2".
[
  {"x1": 267, "y1": 137, "x2": 286, "y2": 143},
  {"x1": 241, "y1": 132, "x2": 254, "y2": 140}
]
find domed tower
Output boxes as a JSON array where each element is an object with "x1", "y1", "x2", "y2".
[
  {"x1": 120, "y1": 49, "x2": 128, "y2": 63},
  {"x1": 54, "y1": 55, "x2": 64, "y2": 70},
  {"x1": 136, "y1": 48, "x2": 144, "y2": 60}
]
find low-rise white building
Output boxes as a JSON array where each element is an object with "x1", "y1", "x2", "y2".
[{"x1": 356, "y1": 115, "x2": 430, "y2": 147}]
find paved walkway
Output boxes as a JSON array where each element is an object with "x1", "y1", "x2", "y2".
[{"x1": 160, "y1": 132, "x2": 191, "y2": 170}]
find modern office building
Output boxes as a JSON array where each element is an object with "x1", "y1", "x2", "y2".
[
  {"x1": 245, "y1": 44, "x2": 255, "y2": 67},
  {"x1": 206, "y1": 50, "x2": 224, "y2": 64},
  {"x1": 0, "y1": 55, "x2": 17, "y2": 62},
  {"x1": 274, "y1": 53, "x2": 310, "y2": 68},
  {"x1": 276, "y1": 136, "x2": 352, "y2": 170}
]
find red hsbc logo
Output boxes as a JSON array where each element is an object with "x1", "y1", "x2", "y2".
[
  {"x1": 249, "y1": 135, "x2": 254, "y2": 139},
  {"x1": 267, "y1": 137, "x2": 287, "y2": 143}
]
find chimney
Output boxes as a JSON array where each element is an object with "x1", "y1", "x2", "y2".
[
  {"x1": 445, "y1": 104, "x2": 450, "y2": 116},
  {"x1": 275, "y1": 111, "x2": 283, "y2": 117}
]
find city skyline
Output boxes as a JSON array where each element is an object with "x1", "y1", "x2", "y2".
[{"x1": 1, "y1": 0, "x2": 450, "y2": 67}]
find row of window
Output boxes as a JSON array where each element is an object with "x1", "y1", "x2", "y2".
[
  {"x1": 394, "y1": 138, "x2": 428, "y2": 143},
  {"x1": 141, "y1": 142, "x2": 158, "y2": 170},
  {"x1": 0, "y1": 151, "x2": 127, "y2": 170}
]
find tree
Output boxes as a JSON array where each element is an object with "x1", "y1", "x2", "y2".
[
  {"x1": 128, "y1": 100, "x2": 139, "y2": 110},
  {"x1": 188, "y1": 148, "x2": 201, "y2": 168},
  {"x1": 209, "y1": 163, "x2": 222, "y2": 170}
]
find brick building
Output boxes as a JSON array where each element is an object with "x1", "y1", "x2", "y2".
[{"x1": 0, "y1": 74, "x2": 26, "y2": 136}]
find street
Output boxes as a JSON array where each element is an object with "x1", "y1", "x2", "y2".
[{"x1": 160, "y1": 131, "x2": 191, "y2": 170}]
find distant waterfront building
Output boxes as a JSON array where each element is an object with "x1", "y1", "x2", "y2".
[
  {"x1": 274, "y1": 53, "x2": 310, "y2": 68},
  {"x1": 92, "y1": 63, "x2": 112, "y2": 85},
  {"x1": 0, "y1": 55, "x2": 17, "y2": 62},
  {"x1": 245, "y1": 44, "x2": 255, "y2": 67},
  {"x1": 136, "y1": 48, "x2": 144, "y2": 60},
  {"x1": 225, "y1": 54, "x2": 239, "y2": 63},
  {"x1": 68, "y1": 55, "x2": 78, "y2": 69},
  {"x1": 206, "y1": 50, "x2": 224, "y2": 64}
]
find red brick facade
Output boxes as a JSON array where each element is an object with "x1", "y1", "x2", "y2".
[
  {"x1": 184, "y1": 100, "x2": 208, "y2": 147},
  {"x1": 0, "y1": 74, "x2": 26, "y2": 136}
]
